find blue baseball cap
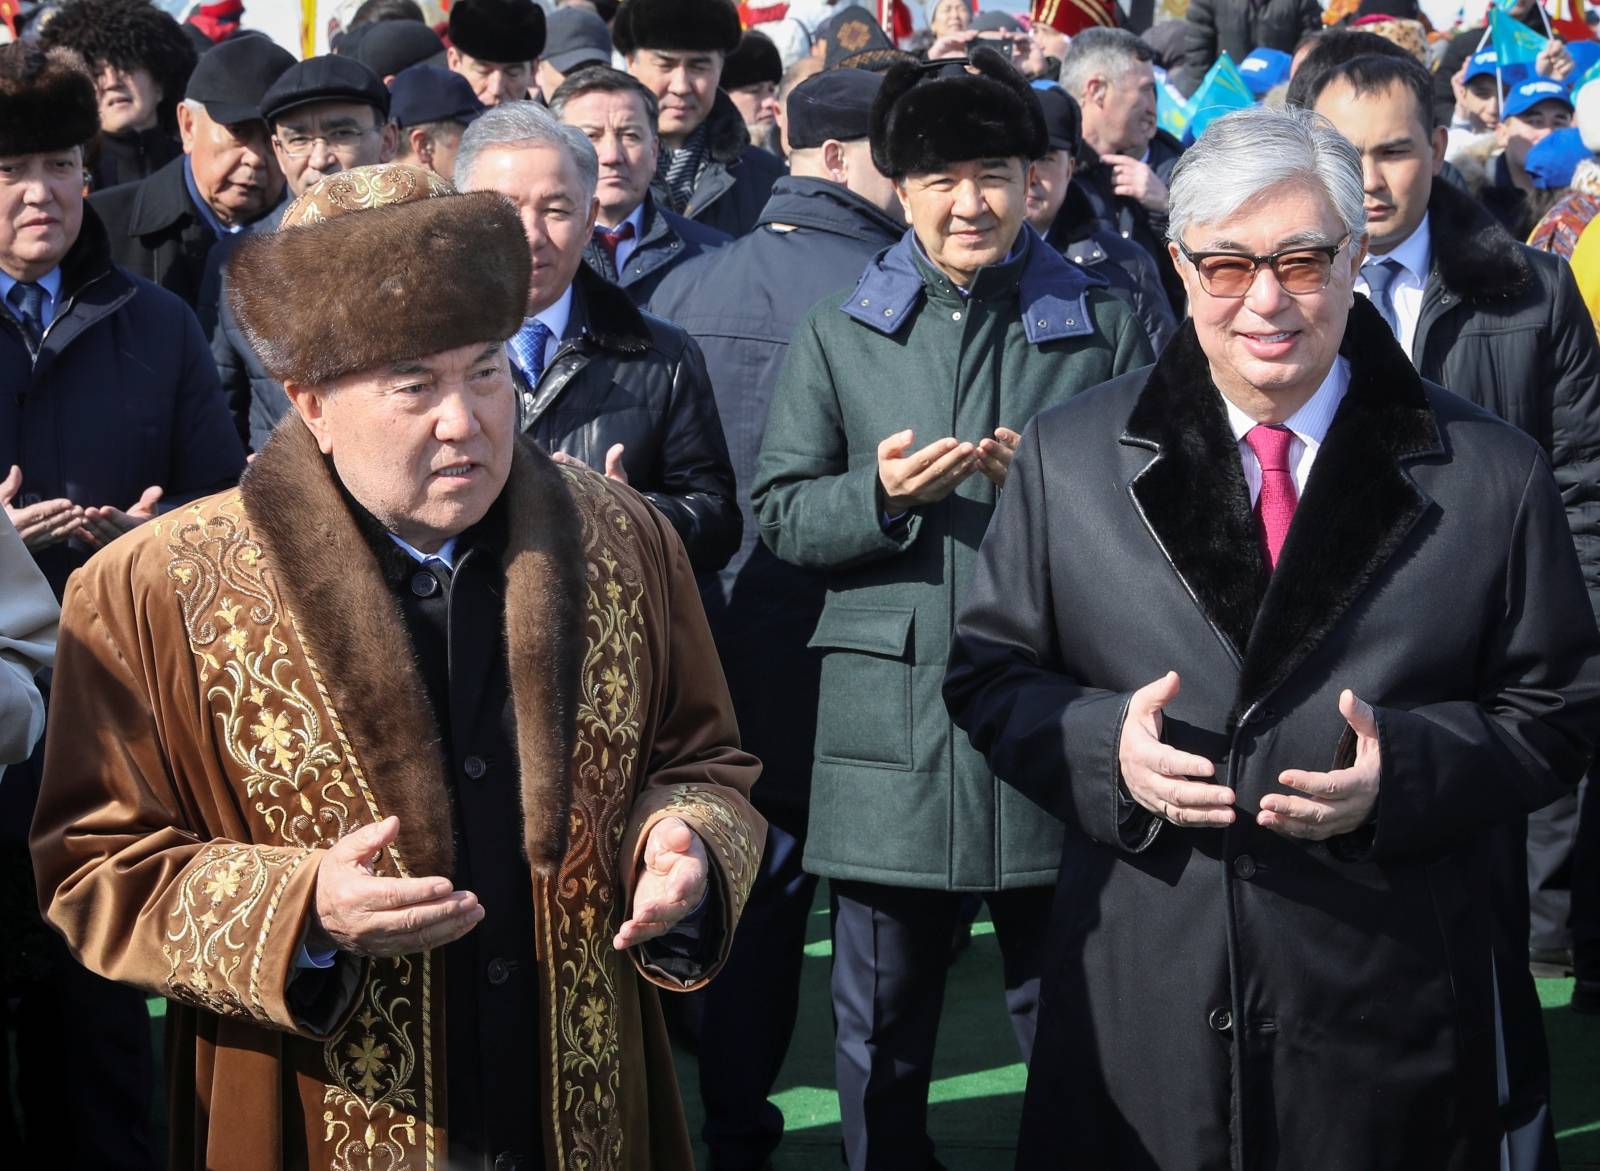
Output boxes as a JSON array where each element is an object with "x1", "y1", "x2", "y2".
[
  {"x1": 1463, "y1": 48, "x2": 1531, "y2": 87},
  {"x1": 1526, "y1": 126, "x2": 1593, "y2": 188},
  {"x1": 1238, "y1": 48, "x2": 1292, "y2": 98},
  {"x1": 1503, "y1": 76, "x2": 1573, "y2": 120},
  {"x1": 389, "y1": 64, "x2": 486, "y2": 130}
]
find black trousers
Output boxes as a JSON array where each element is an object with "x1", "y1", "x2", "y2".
[
  {"x1": 682, "y1": 822, "x2": 820, "y2": 1171},
  {"x1": 830, "y1": 880, "x2": 1051, "y2": 1171}
]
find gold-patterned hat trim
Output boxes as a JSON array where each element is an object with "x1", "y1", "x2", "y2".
[{"x1": 279, "y1": 164, "x2": 456, "y2": 231}]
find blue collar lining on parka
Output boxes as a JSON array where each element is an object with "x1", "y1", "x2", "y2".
[{"x1": 839, "y1": 226, "x2": 1107, "y2": 344}]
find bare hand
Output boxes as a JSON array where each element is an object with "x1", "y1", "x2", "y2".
[
  {"x1": 79, "y1": 484, "x2": 162, "y2": 549},
  {"x1": 614, "y1": 816, "x2": 708, "y2": 950},
  {"x1": 0, "y1": 465, "x2": 83, "y2": 550},
  {"x1": 976, "y1": 427, "x2": 1020, "y2": 489},
  {"x1": 928, "y1": 28, "x2": 979, "y2": 59},
  {"x1": 1538, "y1": 39, "x2": 1574, "y2": 83},
  {"x1": 1101, "y1": 154, "x2": 1170, "y2": 214},
  {"x1": 602, "y1": 443, "x2": 629, "y2": 484},
  {"x1": 878, "y1": 429, "x2": 979, "y2": 517},
  {"x1": 307, "y1": 816, "x2": 483, "y2": 958},
  {"x1": 1258, "y1": 689, "x2": 1380, "y2": 840},
  {"x1": 1120, "y1": 671, "x2": 1233, "y2": 827}
]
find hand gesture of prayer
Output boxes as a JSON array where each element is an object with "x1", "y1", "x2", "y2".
[
  {"x1": 307, "y1": 817, "x2": 484, "y2": 958},
  {"x1": 1258, "y1": 689, "x2": 1381, "y2": 840},
  {"x1": 1118, "y1": 671, "x2": 1236, "y2": 827},
  {"x1": 877, "y1": 429, "x2": 980, "y2": 516},
  {"x1": 0, "y1": 464, "x2": 82, "y2": 550},
  {"x1": 614, "y1": 816, "x2": 709, "y2": 951}
]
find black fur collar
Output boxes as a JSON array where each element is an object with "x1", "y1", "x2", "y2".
[
  {"x1": 1121, "y1": 297, "x2": 1444, "y2": 721},
  {"x1": 572, "y1": 263, "x2": 652, "y2": 356},
  {"x1": 705, "y1": 89, "x2": 753, "y2": 166},
  {"x1": 1426, "y1": 178, "x2": 1533, "y2": 306}
]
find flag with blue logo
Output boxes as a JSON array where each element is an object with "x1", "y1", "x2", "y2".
[
  {"x1": 1490, "y1": 5, "x2": 1548, "y2": 68},
  {"x1": 1156, "y1": 78, "x2": 1191, "y2": 140}
]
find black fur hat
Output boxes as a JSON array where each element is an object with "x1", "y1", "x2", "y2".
[
  {"x1": 39, "y1": 0, "x2": 197, "y2": 134},
  {"x1": 869, "y1": 46, "x2": 1047, "y2": 180},
  {"x1": 613, "y1": 0, "x2": 742, "y2": 57},
  {"x1": 0, "y1": 43, "x2": 99, "y2": 157},
  {"x1": 448, "y1": 0, "x2": 547, "y2": 63}
]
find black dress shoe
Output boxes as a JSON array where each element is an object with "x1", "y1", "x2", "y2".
[
  {"x1": 1573, "y1": 946, "x2": 1600, "y2": 1014},
  {"x1": 1530, "y1": 946, "x2": 1575, "y2": 979}
]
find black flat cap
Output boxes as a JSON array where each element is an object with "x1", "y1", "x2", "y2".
[
  {"x1": 390, "y1": 63, "x2": 486, "y2": 128},
  {"x1": 186, "y1": 31, "x2": 296, "y2": 124},
  {"x1": 788, "y1": 67, "x2": 882, "y2": 148},
  {"x1": 1034, "y1": 84, "x2": 1080, "y2": 153},
  {"x1": 448, "y1": 0, "x2": 546, "y2": 64},
  {"x1": 261, "y1": 55, "x2": 391, "y2": 125},
  {"x1": 357, "y1": 19, "x2": 445, "y2": 79},
  {"x1": 543, "y1": 7, "x2": 612, "y2": 74},
  {"x1": 721, "y1": 30, "x2": 783, "y2": 90}
]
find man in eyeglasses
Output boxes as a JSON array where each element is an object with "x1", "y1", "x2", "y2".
[
  {"x1": 209, "y1": 55, "x2": 399, "y2": 450},
  {"x1": 751, "y1": 49, "x2": 1151, "y2": 1171},
  {"x1": 1306, "y1": 50, "x2": 1600, "y2": 1163},
  {"x1": 946, "y1": 103, "x2": 1600, "y2": 1170}
]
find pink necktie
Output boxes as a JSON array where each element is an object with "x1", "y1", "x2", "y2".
[{"x1": 1245, "y1": 424, "x2": 1298, "y2": 571}]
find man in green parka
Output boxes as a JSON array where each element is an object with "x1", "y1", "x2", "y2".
[{"x1": 751, "y1": 47, "x2": 1154, "y2": 1171}]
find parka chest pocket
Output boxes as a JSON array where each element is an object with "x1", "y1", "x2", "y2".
[{"x1": 808, "y1": 605, "x2": 915, "y2": 771}]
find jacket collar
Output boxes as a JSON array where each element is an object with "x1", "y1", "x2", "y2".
[
  {"x1": 840, "y1": 226, "x2": 1106, "y2": 342},
  {"x1": 703, "y1": 89, "x2": 754, "y2": 166},
  {"x1": 238, "y1": 418, "x2": 585, "y2": 879},
  {"x1": 566, "y1": 262, "x2": 653, "y2": 355},
  {"x1": 126, "y1": 154, "x2": 206, "y2": 237},
  {"x1": 1424, "y1": 177, "x2": 1533, "y2": 306},
  {"x1": 756, "y1": 176, "x2": 906, "y2": 244},
  {"x1": 19, "y1": 206, "x2": 135, "y2": 370},
  {"x1": 1120, "y1": 297, "x2": 1444, "y2": 720}
]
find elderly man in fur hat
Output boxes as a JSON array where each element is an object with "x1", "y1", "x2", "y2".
[
  {"x1": 752, "y1": 48, "x2": 1151, "y2": 1171},
  {"x1": 31, "y1": 163, "x2": 764, "y2": 1171}
]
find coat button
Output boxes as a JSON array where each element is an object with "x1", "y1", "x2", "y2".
[
  {"x1": 410, "y1": 572, "x2": 439, "y2": 598},
  {"x1": 860, "y1": 298, "x2": 870, "y2": 306},
  {"x1": 1065, "y1": 318, "x2": 1076, "y2": 326},
  {"x1": 1209, "y1": 1007, "x2": 1233, "y2": 1033},
  {"x1": 494, "y1": 1152, "x2": 519, "y2": 1171},
  {"x1": 487, "y1": 958, "x2": 511, "y2": 986},
  {"x1": 952, "y1": 310, "x2": 962, "y2": 321},
  {"x1": 463, "y1": 754, "x2": 487, "y2": 779},
  {"x1": 1233, "y1": 855, "x2": 1257, "y2": 880},
  {"x1": 883, "y1": 308, "x2": 894, "y2": 316}
]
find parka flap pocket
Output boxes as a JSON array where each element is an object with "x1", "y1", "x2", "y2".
[{"x1": 807, "y1": 605, "x2": 914, "y2": 658}]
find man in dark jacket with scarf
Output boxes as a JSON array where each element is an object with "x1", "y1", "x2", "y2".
[
  {"x1": 1309, "y1": 53, "x2": 1600, "y2": 1167},
  {"x1": 1060, "y1": 27, "x2": 1188, "y2": 312},
  {"x1": 617, "y1": 0, "x2": 787, "y2": 238},
  {"x1": 89, "y1": 33, "x2": 293, "y2": 317},
  {"x1": 458, "y1": 102, "x2": 741, "y2": 574},
  {"x1": 551, "y1": 67, "x2": 731, "y2": 308},
  {"x1": 648, "y1": 67, "x2": 906, "y2": 1171},
  {"x1": 0, "y1": 43, "x2": 244, "y2": 1169},
  {"x1": 946, "y1": 103, "x2": 1600, "y2": 1171},
  {"x1": 752, "y1": 51, "x2": 1152, "y2": 1171},
  {"x1": 1028, "y1": 83, "x2": 1177, "y2": 352}
]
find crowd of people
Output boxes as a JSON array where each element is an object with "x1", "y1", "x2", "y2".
[{"x1": 0, "y1": 0, "x2": 1597, "y2": 1169}]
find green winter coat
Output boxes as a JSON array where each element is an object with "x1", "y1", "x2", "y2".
[{"x1": 752, "y1": 227, "x2": 1154, "y2": 890}]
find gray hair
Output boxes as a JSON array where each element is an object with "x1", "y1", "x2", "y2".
[
  {"x1": 453, "y1": 99, "x2": 599, "y2": 207},
  {"x1": 1166, "y1": 105, "x2": 1366, "y2": 248},
  {"x1": 1058, "y1": 28, "x2": 1153, "y2": 102}
]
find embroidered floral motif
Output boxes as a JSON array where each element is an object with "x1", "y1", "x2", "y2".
[{"x1": 662, "y1": 786, "x2": 761, "y2": 925}]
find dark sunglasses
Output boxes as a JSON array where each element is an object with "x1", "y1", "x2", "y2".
[{"x1": 1178, "y1": 234, "x2": 1351, "y2": 298}]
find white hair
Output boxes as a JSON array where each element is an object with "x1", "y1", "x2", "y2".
[
  {"x1": 453, "y1": 98, "x2": 599, "y2": 207},
  {"x1": 1057, "y1": 28, "x2": 1153, "y2": 103},
  {"x1": 1166, "y1": 105, "x2": 1366, "y2": 248}
]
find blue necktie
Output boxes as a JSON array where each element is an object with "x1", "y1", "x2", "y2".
[
  {"x1": 1360, "y1": 258, "x2": 1403, "y2": 341},
  {"x1": 7, "y1": 281, "x2": 46, "y2": 351},
  {"x1": 507, "y1": 318, "x2": 553, "y2": 385}
]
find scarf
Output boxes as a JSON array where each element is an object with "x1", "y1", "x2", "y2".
[{"x1": 656, "y1": 122, "x2": 710, "y2": 214}]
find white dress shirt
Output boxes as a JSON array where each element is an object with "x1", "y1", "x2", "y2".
[
  {"x1": 1353, "y1": 213, "x2": 1431, "y2": 360},
  {"x1": 0, "y1": 266, "x2": 63, "y2": 331},
  {"x1": 1222, "y1": 356, "x2": 1350, "y2": 506}
]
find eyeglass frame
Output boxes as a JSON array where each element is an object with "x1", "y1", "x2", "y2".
[
  {"x1": 271, "y1": 123, "x2": 381, "y2": 159},
  {"x1": 1176, "y1": 233, "x2": 1353, "y2": 299}
]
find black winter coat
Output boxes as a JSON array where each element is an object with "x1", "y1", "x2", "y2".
[
  {"x1": 1073, "y1": 131, "x2": 1186, "y2": 312},
  {"x1": 945, "y1": 299, "x2": 1600, "y2": 1170},
  {"x1": 0, "y1": 206, "x2": 246, "y2": 598},
  {"x1": 1044, "y1": 183, "x2": 1177, "y2": 353},
  {"x1": 648, "y1": 176, "x2": 906, "y2": 829},
  {"x1": 87, "y1": 155, "x2": 250, "y2": 318},
  {"x1": 582, "y1": 195, "x2": 729, "y2": 307},
  {"x1": 88, "y1": 126, "x2": 182, "y2": 196},
  {"x1": 519, "y1": 266, "x2": 740, "y2": 573},
  {"x1": 655, "y1": 91, "x2": 788, "y2": 239},
  {"x1": 207, "y1": 202, "x2": 290, "y2": 451},
  {"x1": 1178, "y1": 0, "x2": 1323, "y2": 94}
]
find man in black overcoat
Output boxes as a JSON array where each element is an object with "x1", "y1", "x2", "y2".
[{"x1": 944, "y1": 104, "x2": 1600, "y2": 1170}]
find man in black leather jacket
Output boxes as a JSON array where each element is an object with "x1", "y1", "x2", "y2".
[{"x1": 456, "y1": 101, "x2": 740, "y2": 573}]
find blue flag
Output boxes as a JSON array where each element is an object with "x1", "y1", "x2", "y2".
[
  {"x1": 1489, "y1": 6, "x2": 1548, "y2": 68},
  {"x1": 1186, "y1": 51, "x2": 1255, "y2": 140},
  {"x1": 1157, "y1": 78, "x2": 1190, "y2": 140}
]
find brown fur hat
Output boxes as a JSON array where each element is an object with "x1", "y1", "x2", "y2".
[
  {"x1": 0, "y1": 43, "x2": 99, "y2": 157},
  {"x1": 869, "y1": 45, "x2": 1047, "y2": 180},
  {"x1": 226, "y1": 163, "x2": 530, "y2": 386}
]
